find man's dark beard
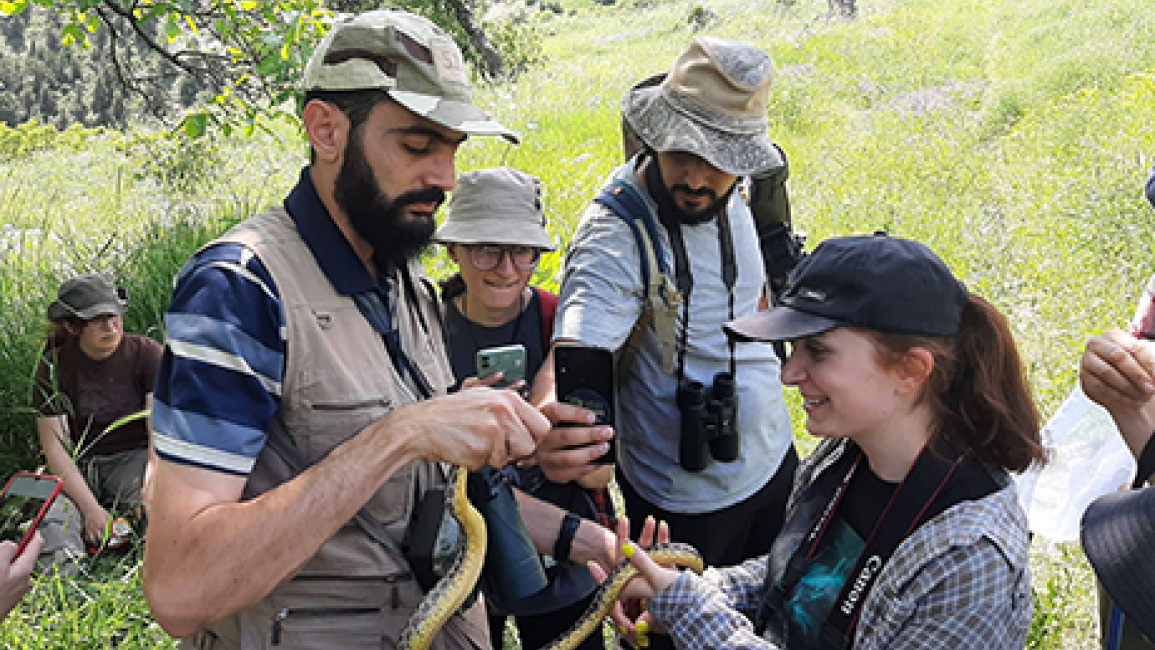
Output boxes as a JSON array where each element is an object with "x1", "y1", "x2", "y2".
[
  {"x1": 333, "y1": 135, "x2": 444, "y2": 272},
  {"x1": 643, "y1": 154, "x2": 734, "y2": 226}
]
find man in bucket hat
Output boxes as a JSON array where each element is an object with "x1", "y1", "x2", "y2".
[
  {"x1": 1080, "y1": 328, "x2": 1155, "y2": 646},
  {"x1": 144, "y1": 12, "x2": 613, "y2": 649},
  {"x1": 1078, "y1": 178, "x2": 1155, "y2": 650},
  {"x1": 531, "y1": 38, "x2": 801, "y2": 647}
]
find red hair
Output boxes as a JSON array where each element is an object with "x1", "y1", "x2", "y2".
[{"x1": 871, "y1": 295, "x2": 1045, "y2": 472}]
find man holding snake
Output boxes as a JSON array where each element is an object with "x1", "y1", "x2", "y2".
[{"x1": 143, "y1": 10, "x2": 621, "y2": 649}]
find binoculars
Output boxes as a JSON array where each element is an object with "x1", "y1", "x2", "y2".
[{"x1": 677, "y1": 371, "x2": 739, "y2": 472}]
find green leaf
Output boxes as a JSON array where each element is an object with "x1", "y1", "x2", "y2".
[
  {"x1": 183, "y1": 113, "x2": 208, "y2": 138},
  {"x1": 102, "y1": 410, "x2": 150, "y2": 435},
  {"x1": 256, "y1": 54, "x2": 281, "y2": 76},
  {"x1": 61, "y1": 23, "x2": 85, "y2": 46}
]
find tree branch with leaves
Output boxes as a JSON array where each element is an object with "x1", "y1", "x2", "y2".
[{"x1": 1, "y1": 0, "x2": 530, "y2": 135}]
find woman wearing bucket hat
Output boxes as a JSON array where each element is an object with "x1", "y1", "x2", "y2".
[
  {"x1": 596, "y1": 234, "x2": 1045, "y2": 650},
  {"x1": 435, "y1": 167, "x2": 614, "y2": 650},
  {"x1": 435, "y1": 167, "x2": 558, "y2": 394},
  {"x1": 32, "y1": 274, "x2": 162, "y2": 568}
]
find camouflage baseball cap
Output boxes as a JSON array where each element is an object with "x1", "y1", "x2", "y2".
[
  {"x1": 302, "y1": 10, "x2": 519, "y2": 143},
  {"x1": 623, "y1": 36, "x2": 782, "y2": 176}
]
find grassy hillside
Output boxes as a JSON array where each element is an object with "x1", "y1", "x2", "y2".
[{"x1": 1, "y1": 0, "x2": 1153, "y2": 646}]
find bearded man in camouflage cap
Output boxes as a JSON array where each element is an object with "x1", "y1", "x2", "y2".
[
  {"x1": 143, "y1": 11, "x2": 618, "y2": 649},
  {"x1": 533, "y1": 37, "x2": 802, "y2": 647}
]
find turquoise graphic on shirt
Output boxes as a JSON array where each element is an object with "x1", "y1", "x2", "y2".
[{"x1": 784, "y1": 516, "x2": 864, "y2": 650}]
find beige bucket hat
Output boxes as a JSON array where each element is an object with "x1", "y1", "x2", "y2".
[
  {"x1": 622, "y1": 36, "x2": 783, "y2": 176},
  {"x1": 302, "y1": 10, "x2": 519, "y2": 144},
  {"x1": 434, "y1": 167, "x2": 556, "y2": 250}
]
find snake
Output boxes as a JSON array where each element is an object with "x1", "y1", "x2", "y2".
[
  {"x1": 397, "y1": 465, "x2": 487, "y2": 650},
  {"x1": 397, "y1": 465, "x2": 705, "y2": 650}
]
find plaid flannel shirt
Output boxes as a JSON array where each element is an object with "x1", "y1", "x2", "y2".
[{"x1": 649, "y1": 439, "x2": 1033, "y2": 650}]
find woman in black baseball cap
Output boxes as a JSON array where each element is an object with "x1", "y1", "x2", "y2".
[{"x1": 601, "y1": 234, "x2": 1046, "y2": 650}]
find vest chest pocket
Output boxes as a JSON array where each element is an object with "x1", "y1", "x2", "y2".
[
  {"x1": 293, "y1": 395, "x2": 393, "y2": 459},
  {"x1": 290, "y1": 395, "x2": 419, "y2": 526},
  {"x1": 270, "y1": 606, "x2": 384, "y2": 649},
  {"x1": 263, "y1": 573, "x2": 420, "y2": 650}
]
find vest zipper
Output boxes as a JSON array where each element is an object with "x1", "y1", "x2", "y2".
[
  {"x1": 289, "y1": 572, "x2": 412, "y2": 611},
  {"x1": 310, "y1": 397, "x2": 393, "y2": 411},
  {"x1": 271, "y1": 606, "x2": 381, "y2": 645}
]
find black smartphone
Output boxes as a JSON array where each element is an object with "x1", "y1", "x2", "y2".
[
  {"x1": 476, "y1": 344, "x2": 527, "y2": 390},
  {"x1": 555, "y1": 343, "x2": 616, "y2": 464},
  {"x1": 0, "y1": 472, "x2": 63, "y2": 556}
]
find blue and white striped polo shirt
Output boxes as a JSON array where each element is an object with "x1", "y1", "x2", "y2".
[{"x1": 151, "y1": 167, "x2": 382, "y2": 475}]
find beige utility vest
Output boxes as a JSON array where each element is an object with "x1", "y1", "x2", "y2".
[{"x1": 186, "y1": 208, "x2": 488, "y2": 650}]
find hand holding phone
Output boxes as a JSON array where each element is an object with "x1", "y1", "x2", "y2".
[
  {"x1": 0, "y1": 472, "x2": 63, "y2": 557},
  {"x1": 555, "y1": 343, "x2": 616, "y2": 464},
  {"x1": 476, "y1": 344, "x2": 528, "y2": 390}
]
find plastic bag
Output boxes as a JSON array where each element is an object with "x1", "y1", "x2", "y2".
[{"x1": 1015, "y1": 386, "x2": 1136, "y2": 541}]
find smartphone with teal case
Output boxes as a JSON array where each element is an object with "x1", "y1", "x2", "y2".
[{"x1": 476, "y1": 344, "x2": 527, "y2": 389}]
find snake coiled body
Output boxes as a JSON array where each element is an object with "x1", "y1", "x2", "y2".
[
  {"x1": 397, "y1": 465, "x2": 486, "y2": 650},
  {"x1": 540, "y1": 541, "x2": 705, "y2": 650},
  {"x1": 397, "y1": 464, "x2": 705, "y2": 650}
]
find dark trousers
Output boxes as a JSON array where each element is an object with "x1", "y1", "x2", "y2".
[
  {"x1": 1099, "y1": 581, "x2": 1155, "y2": 649},
  {"x1": 617, "y1": 445, "x2": 800, "y2": 650},
  {"x1": 489, "y1": 590, "x2": 607, "y2": 650}
]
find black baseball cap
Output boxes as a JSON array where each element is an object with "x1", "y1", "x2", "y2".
[{"x1": 725, "y1": 233, "x2": 969, "y2": 342}]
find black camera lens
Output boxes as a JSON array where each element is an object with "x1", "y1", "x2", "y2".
[{"x1": 468, "y1": 467, "x2": 548, "y2": 603}]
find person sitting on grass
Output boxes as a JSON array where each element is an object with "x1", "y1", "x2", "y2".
[
  {"x1": 33, "y1": 274, "x2": 161, "y2": 570},
  {"x1": 598, "y1": 234, "x2": 1045, "y2": 650}
]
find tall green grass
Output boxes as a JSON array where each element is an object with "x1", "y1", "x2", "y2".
[{"x1": 1, "y1": 0, "x2": 1153, "y2": 645}]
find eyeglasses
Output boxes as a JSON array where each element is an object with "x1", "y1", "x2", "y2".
[{"x1": 466, "y1": 245, "x2": 541, "y2": 271}]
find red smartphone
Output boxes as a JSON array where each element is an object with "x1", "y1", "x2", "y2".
[{"x1": 0, "y1": 472, "x2": 63, "y2": 556}]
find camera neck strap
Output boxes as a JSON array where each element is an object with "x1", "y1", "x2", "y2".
[{"x1": 755, "y1": 441, "x2": 997, "y2": 646}]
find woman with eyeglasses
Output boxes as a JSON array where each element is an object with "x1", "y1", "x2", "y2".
[
  {"x1": 598, "y1": 234, "x2": 1045, "y2": 650},
  {"x1": 33, "y1": 274, "x2": 162, "y2": 570},
  {"x1": 435, "y1": 168, "x2": 555, "y2": 394},
  {"x1": 435, "y1": 167, "x2": 614, "y2": 650}
]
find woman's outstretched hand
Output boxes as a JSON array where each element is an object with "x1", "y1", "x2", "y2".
[{"x1": 588, "y1": 516, "x2": 680, "y2": 648}]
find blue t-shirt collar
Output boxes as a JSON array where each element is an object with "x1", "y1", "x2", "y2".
[{"x1": 283, "y1": 166, "x2": 381, "y2": 296}]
